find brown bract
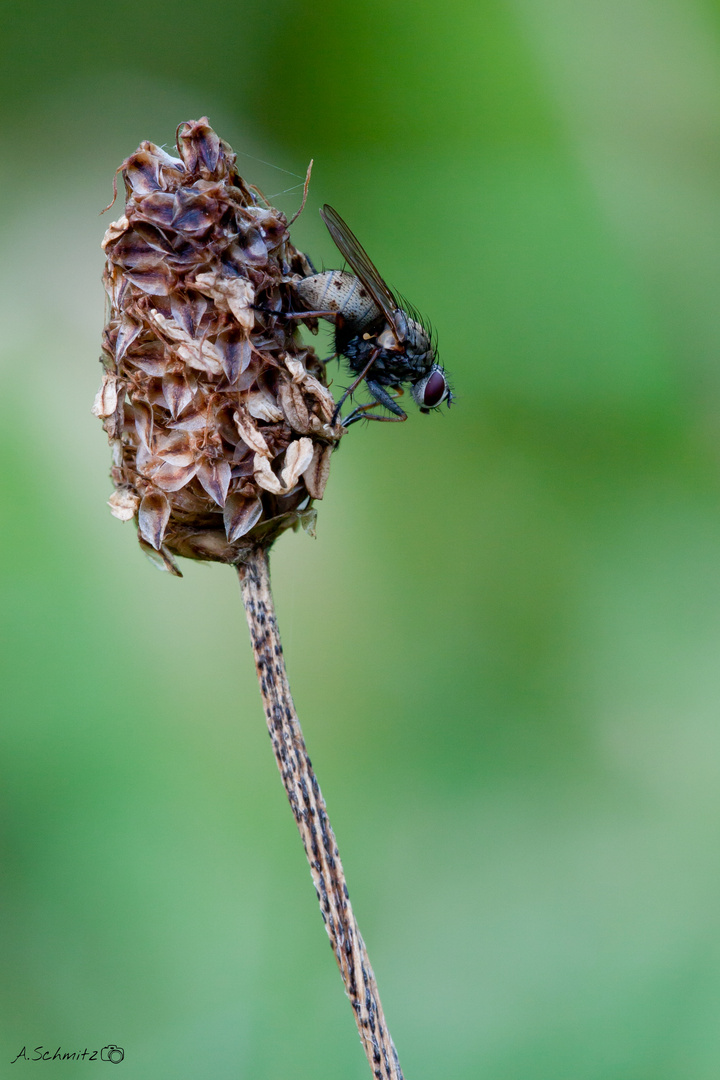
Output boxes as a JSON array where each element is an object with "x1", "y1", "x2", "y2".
[{"x1": 95, "y1": 118, "x2": 342, "y2": 576}]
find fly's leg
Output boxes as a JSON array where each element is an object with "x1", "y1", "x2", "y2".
[
  {"x1": 343, "y1": 404, "x2": 407, "y2": 426},
  {"x1": 342, "y1": 381, "x2": 407, "y2": 426},
  {"x1": 332, "y1": 350, "x2": 379, "y2": 426},
  {"x1": 342, "y1": 401, "x2": 382, "y2": 425},
  {"x1": 365, "y1": 379, "x2": 407, "y2": 419},
  {"x1": 255, "y1": 307, "x2": 342, "y2": 321}
]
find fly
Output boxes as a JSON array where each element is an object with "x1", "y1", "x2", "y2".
[{"x1": 294, "y1": 205, "x2": 452, "y2": 427}]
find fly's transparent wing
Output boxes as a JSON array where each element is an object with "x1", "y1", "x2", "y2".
[{"x1": 320, "y1": 205, "x2": 404, "y2": 341}]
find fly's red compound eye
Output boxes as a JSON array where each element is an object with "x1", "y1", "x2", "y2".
[{"x1": 423, "y1": 369, "x2": 447, "y2": 408}]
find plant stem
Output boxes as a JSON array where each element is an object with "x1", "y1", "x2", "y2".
[{"x1": 237, "y1": 547, "x2": 405, "y2": 1080}]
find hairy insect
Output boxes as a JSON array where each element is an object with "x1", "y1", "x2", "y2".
[{"x1": 295, "y1": 205, "x2": 452, "y2": 426}]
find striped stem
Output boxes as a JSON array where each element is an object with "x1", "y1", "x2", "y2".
[{"x1": 238, "y1": 548, "x2": 404, "y2": 1080}]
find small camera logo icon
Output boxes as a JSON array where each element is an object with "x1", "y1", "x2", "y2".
[{"x1": 100, "y1": 1045, "x2": 124, "y2": 1063}]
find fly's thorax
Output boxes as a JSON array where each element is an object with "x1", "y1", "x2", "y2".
[
  {"x1": 375, "y1": 312, "x2": 433, "y2": 364},
  {"x1": 398, "y1": 314, "x2": 435, "y2": 369},
  {"x1": 340, "y1": 312, "x2": 435, "y2": 386},
  {"x1": 296, "y1": 271, "x2": 379, "y2": 330}
]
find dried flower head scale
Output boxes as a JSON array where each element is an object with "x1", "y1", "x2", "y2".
[{"x1": 95, "y1": 118, "x2": 342, "y2": 575}]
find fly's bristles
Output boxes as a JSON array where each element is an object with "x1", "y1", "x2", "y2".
[{"x1": 95, "y1": 118, "x2": 343, "y2": 574}]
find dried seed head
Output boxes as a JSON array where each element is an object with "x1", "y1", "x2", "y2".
[{"x1": 97, "y1": 119, "x2": 343, "y2": 575}]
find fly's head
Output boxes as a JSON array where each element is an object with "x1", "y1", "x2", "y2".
[{"x1": 411, "y1": 364, "x2": 453, "y2": 413}]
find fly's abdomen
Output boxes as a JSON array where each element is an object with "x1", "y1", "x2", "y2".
[{"x1": 296, "y1": 271, "x2": 379, "y2": 330}]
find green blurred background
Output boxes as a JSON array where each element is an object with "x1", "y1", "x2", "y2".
[{"x1": 2, "y1": 0, "x2": 720, "y2": 1076}]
